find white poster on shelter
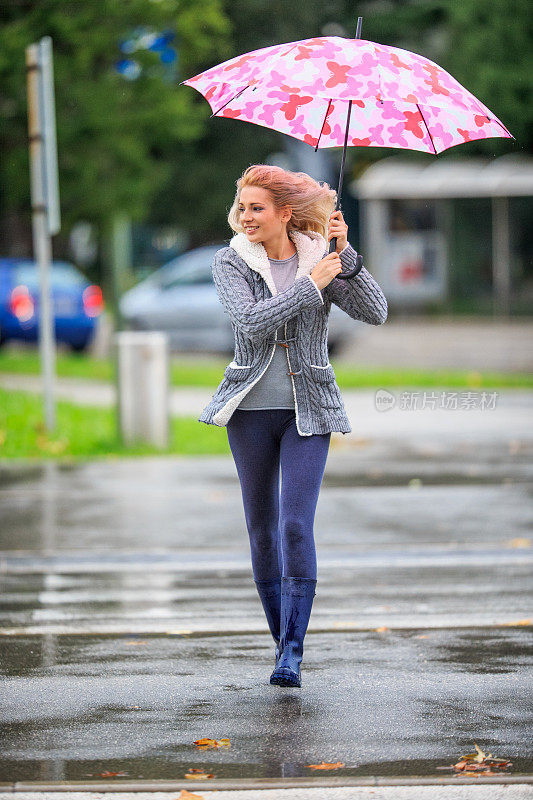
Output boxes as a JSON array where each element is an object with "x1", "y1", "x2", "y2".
[{"x1": 384, "y1": 231, "x2": 447, "y2": 302}]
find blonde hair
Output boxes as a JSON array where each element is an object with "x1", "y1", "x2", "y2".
[{"x1": 227, "y1": 164, "x2": 337, "y2": 240}]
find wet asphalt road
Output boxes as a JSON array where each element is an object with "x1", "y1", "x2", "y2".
[{"x1": 0, "y1": 397, "x2": 532, "y2": 792}]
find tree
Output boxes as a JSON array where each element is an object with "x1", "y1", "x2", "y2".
[
  {"x1": 148, "y1": 0, "x2": 350, "y2": 243},
  {"x1": 443, "y1": 0, "x2": 532, "y2": 154},
  {"x1": 0, "y1": 0, "x2": 232, "y2": 251}
]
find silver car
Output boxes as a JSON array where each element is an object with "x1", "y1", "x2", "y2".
[{"x1": 119, "y1": 244, "x2": 357, "y2": 354}]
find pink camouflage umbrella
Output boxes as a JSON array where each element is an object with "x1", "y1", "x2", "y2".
[{"x1": 180, "y1": 17, "x2": 514, "y2": 276}]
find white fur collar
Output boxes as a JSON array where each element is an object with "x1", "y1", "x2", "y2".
[{"x1": 229, "y1": 229, "x2": 327, "y2": 296}]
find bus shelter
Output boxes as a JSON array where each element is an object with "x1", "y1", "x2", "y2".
[{"x1": 350, "y1": 154, "x2": 533, "y2": 316}]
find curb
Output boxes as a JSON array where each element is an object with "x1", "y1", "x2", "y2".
[{"x1": 0, "y1": 775, "x2": 532, "y2": 791}]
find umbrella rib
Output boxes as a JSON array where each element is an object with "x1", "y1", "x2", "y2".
[
  {"x1": 416, "y1": 103, "x2": 438, "y2": 156},
  {"x1": 490, "y1": 116, "x2": 515, "y2": 139},
  {"x1": 314, "y1": 99, "x2": 333, "y2": 152},
  {"x1": 211, "y1": 84, "x2": 251, "y2": 117},
  {"x1": 472, "y1": 102, "x2": 514, "y2": 138},
  {"x1": 209, "y1": 42, "x2": 303, "y2": 119}
]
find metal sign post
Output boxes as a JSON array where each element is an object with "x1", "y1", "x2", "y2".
[{"x1": 26, "y1": 36, "x2": 61, "y2": 431}]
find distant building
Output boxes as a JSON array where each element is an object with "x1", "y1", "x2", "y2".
[{"x1": 350, "y1": 155, "x2": 533, "y2": 316}]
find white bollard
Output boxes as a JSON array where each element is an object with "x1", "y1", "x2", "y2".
[{"x1": 115, "y1": 331, "x2": 169, "y2": 448}]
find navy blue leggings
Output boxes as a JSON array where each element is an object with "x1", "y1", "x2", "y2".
[{"x1": 226, "y1": 409, "x2": 331, "y2": 581}]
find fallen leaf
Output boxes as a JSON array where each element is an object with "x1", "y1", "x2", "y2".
[
  {"x1": 176, "y1": 790, "x2": 205, "y2": 799},
  {"x1": 47, "y1": 439, "x2": 68, "y2": 454},
  {"x1": 498, "y1": 619, "x2": 531, "y2": 627},
  {"x1": 125, "y1": 640, "x2": 149, "y2": 645},
  {"x1": 185, "y1": 768, "x2": 214, "y2": 779},
  {"x1": 375, "y1": 626, "x2": 389, "y2": 633},
  {"x1": 166, "y1": 629, "x2": 194, "y2": 635},
  {"x1": 332, "y1": 621, "x2": 359, "y2": 629},
  {"x1": 440, "y1": 742, "x2": 512, "y2": 775},
  {"x1": 306, "y1": 761, "x2": 345, "y2": 770},
  {"x1": 507, "y1": 537, "x2": 531, "y2": 548},
  {"x1": 473, "y1": 742, "x2": 486, "y2": 762},
  {"x1": 193, "y1": 737, "x2": 230, "y2": 749},
  {"x1": 95, "y1": 771, "x2": 129, "y2": 777}
]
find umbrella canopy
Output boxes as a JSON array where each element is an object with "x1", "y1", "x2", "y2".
[{"x1": 180, "y1": 35, "x2": 513, "y2": 155}]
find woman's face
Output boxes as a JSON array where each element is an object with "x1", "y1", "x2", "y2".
[{"x1": 238, "y1": 186, "x2": 291, "y2": 242}]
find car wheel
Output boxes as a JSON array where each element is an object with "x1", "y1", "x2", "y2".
[
  {"x1": 70, "y1": 341, "x2": 89, "y2": 353},
  {"x1": 328, "y1": 339, "x2": 339, "y2": 357}
]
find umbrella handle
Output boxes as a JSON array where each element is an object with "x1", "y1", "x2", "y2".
[{"x1": 329, "y1": 235, "x2": 364, "y2": 278}]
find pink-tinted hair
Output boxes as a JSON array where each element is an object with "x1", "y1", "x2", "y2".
[{"x1": 227, "y1": 164, "x2": 337, "y2": 240}]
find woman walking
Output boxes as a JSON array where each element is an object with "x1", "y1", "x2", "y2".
[{"x1": 199, "y1": 164, "x2": 387, "y2": 687}]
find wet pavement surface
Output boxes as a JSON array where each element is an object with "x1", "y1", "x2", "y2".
[
  {"x1": 1, "y1": 626, "x2": 532, "y2": 784},
  {"x1": 0, "y1": 423, "x2": 532, "y2": 789}
]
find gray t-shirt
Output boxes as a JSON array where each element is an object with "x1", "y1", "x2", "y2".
[{"x1": 237, "y1": 250, "x2": 298, "y2": 410}]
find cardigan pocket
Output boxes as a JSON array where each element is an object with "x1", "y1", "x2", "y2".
[
  {"x1": 309, "y1": 363, "x2": 336, "y2": 383},
  {"x1": 224, "y1": 362, "x2": 253, "y2": 381}
]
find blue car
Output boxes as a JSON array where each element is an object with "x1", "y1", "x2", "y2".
[{"x1": 0, "y1": 258, "x2": 104, "y2": 352}]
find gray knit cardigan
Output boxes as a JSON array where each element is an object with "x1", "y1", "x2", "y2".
[{"x1": 198, "y1": 228, "x2": 388, "y2": 436}]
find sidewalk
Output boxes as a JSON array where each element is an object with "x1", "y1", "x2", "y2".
[
  {"x1": 336, "y1": 316, "x2": 533, "y2": 373},
  {"x1": 1, "y1": 785, "x2": 533, "y2": 798}
]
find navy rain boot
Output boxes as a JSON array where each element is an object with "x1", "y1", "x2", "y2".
[
  {"x1": 254, "y1": 578, "x2": 282, "y2": 666},
  {"x1": 269, "y1": 576, "x2": 316, "y2": 688}
]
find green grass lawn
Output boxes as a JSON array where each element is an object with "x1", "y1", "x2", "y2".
[
  {"x1": 0, "y1": 347, "x2": 531, "y2": 388},
  {"x1": 0, "y1": 388, "x2": 230, "y2": 460},
  {"x1": 1, "y1": 346, "x2": 531, "y2": 460}
]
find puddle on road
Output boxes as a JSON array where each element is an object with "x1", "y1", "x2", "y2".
[
  {"x1": 429, "y1": 630, "x2": 533, "y2": 674},
  {"x1": 0, "y1": 754, "x2": 531, "y2": 783}
]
